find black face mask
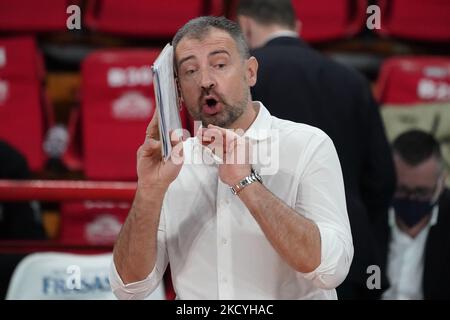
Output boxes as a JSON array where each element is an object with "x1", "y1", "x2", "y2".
[{"x1": 392, "y1": 197, "x2": 436, "y2": 228}]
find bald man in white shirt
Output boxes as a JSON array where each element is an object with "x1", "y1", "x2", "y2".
[{"x1": 110, "y1": 16, "x2": 353, "y2": 300}]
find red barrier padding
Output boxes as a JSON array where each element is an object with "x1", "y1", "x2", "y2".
[{"x1": 0, "y1": 180, "x2": 136, "y2": 201}]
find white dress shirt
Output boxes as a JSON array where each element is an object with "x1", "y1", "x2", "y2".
[
  {"x1": 110, "y1": 102, "x2": 353, "y2": 299},
  {"x1": 382, "y1": 206, "x2": 439, "y2": 300}
]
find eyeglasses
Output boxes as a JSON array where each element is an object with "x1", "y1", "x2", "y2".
[{"x1": 395, "y1": 181, "x2": 441, "y2": 201}]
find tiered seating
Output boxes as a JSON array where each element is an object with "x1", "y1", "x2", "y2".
[{"x1": 0, "y1": 37, "x2": 48, "y2": 172}]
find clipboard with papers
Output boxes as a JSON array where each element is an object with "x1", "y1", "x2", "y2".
[{"x1": 152, "y1": 43, "x2": 183, "y2": 160}]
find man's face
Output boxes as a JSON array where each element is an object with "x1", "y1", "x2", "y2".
[
  {"x1": 175, "y1": 28, "x2": 257, "y2": 128},
  {"x1": 394, "y1": 154, "x2": 442, "y2": 201}
]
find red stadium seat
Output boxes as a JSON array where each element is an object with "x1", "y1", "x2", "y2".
[
  {"x1": 85, "y1": 0, "x2": 225, "y2": 38},
  {"x1": 59, "y1": 201, "x2": 130, "y2": 246},
  {"x1": 0, "y1": 0, "x2": 76, "y2": 32},
  {"x1": 376, "y1": 56, "x2": 450, "y2": 105},
  {"x1": 377, "y1": 0, "x2": 450, "y2": 42},
  {"x1": 82, "y1": 48, "x2": 189, "y2": 180},
  {"x1": 0, "y1": 37, "x2": 47, "y2": 171},
  {"x1": 228, "y1": 0, "x2": 366, "y2": 42},
  {"x1": 293, "y1": 0, "x2": 367, "y2": 42},
  {"x1": 81, "y1": 49, "x2": 158, "y2": 180}
]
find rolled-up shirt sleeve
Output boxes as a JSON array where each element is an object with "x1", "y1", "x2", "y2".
[
  {"x1": 295, "y1": 134, "x2": 354, "y2": 290},
  {"x1": 109, "y1": 206, "x2": 169, "y2": 300}
]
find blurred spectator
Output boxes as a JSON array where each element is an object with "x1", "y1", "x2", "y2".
[
  {"x1": 377, "y1": 130, "x2": 450, "y2": 300},
  {"x1": 237, "y1": 0, "x2": 396, "y2": 299},
  {"x1": 0, "y1": 140, "x2": 46, "y2": 239},
  {"x1": 43, "y1": 124, "x2": 70, "y2": 174}
]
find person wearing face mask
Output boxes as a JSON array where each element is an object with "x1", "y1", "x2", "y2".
[
  {"x1": 376, "y1": 130, "x2": 450, "y2": 300},
  {"x1": 237, "y1": 0, "x2": 396, "y2": 300}
]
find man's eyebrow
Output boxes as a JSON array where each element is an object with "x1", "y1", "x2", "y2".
[
  {"x1": 178, "y1": 55, "x2": 195, "y2": 68},
  {"x1": 209, "y1": 50, "x2": 230, "y2": 58},
  {"x1": 177, "y1": 50, "x2": 230, "y2": 68}
]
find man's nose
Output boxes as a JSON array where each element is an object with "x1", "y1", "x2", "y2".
[{"x1": 199, "y1": 69, "x2": 216, "y2": 91}]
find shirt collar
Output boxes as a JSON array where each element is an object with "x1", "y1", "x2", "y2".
[
  {"x1": 243, "y1": 101, "x2": 273, "y2": 141},
  {"x1": 192, "y1": 101, "x2": 273, "y2": 163},
  {"x1": 263, "y1": 30, "x2": 299, "y2": 46}
]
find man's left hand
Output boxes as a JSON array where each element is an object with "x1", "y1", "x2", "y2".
[{"x1": 198, "y1": 124, "x2": 252, "y2": 186}]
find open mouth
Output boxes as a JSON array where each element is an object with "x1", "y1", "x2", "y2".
[
  {"x1": 206, "y1": 98, "x2": 218, "y2": 108},
  {"x1": 202, "y1": 96, "x2": 222, "y2": 115}
]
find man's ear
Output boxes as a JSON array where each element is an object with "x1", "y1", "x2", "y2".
[{"x1": 246, "y1": 56, "x2": 258, "y2": 87}]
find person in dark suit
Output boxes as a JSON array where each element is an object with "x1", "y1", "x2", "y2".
[
  {"x1": 237, "y1": 0, "x2": 396, "y2": 299},
  {"x1": 0, "y1": 140, "x2": 46, "y2": 239},
  {"x1": 0, "y1": 140, "x2": 47, "y2": 299},
  {"x1": 375, "y1": 130, "x2": 450, "y2": 300}
]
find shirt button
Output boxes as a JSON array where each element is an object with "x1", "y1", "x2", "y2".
[
  {"x1": 222, "y1": 277, "x2": 228, "y2": 283},
  {"x1": 222, "y1": 238, "x2": 228, "y2": 245}
]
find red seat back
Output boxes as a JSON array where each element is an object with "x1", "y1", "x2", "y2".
[
  {"x1": 0, "y1": 37, "x2": 46, "y2": 171},
  {"x1": 0, "y1": 0, "x2": 74, "y2": 32},
  {"x1": 229, "y1": 0, "x2": 366, "y2": 42},
  {"x1": 82, "y1": 49, "x2": 189, "y2": 180},
  {"x1": 293, "y1": 0, "x2": 366, "y2": 42},
  {"x1": 377, "y1": 0, "x2": 450, "y2": 42},
  {"x1": 376, "y1": 56, "x2": 450, "y2": 105},
  {"x1": 85, "y1": 0, "x2": 224, "y2": 38},
  {"x1": 82, "y1": 49, "x2": 160, "y2": 180},
  {"x1": 59, "y1": 201, "x2": 130, "y2": 246}
]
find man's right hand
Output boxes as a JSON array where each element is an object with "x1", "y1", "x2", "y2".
[{"x1": 136, "y1": 113, "x2": 185, "y2": 191}]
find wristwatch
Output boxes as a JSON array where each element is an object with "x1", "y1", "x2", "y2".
[{"x1": 230, "y1": 168, "x2": 263, "y2": 195}]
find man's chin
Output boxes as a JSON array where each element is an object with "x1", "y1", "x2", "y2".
[{"x1": 199, "y1": 114, "x2": 227, "y2": 128}]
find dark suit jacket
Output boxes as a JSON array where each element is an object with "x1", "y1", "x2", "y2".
[
  {"x1": 375, "y1": 189, "x2": 450, "y2": 300},
  {"x1": 251, "y1": 37, "x2": 396, "y2": 298},
  {"x1": 0, "y1": 140, "x2": 46, "y2": 239}
]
